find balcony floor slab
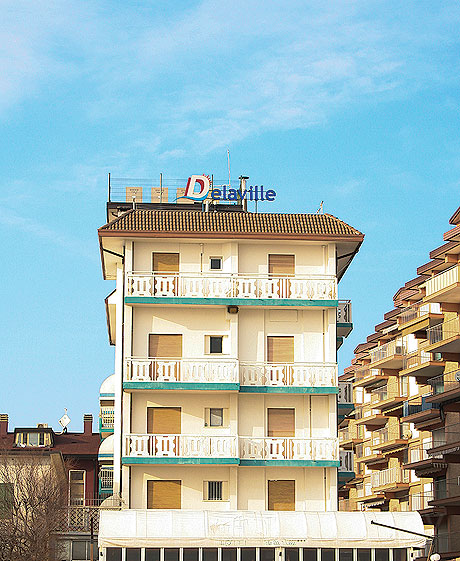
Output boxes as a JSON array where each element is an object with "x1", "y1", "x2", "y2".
[{"x1": 125, "y1": 297, "x2": 338, "y2": 308}]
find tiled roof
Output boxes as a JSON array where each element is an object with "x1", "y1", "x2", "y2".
[
  {"x1": 99, "y1": 209, "x2": 363, "y2": 239},
  {"x1": 0, "y1": 432, "x2": 100, "y2": 456}
]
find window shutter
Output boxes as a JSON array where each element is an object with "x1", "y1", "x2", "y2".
[
  {"x1": 268, "y1": 255, "x2": 295, "y2": 276},
  {"x1": 153, "y1": 253, "x2": 179, "y2": 272},
  {"x1": 222, "y1": 408, "x2": 229, "y2": 428},
  {"x1": 147, "y1": 408, "x2": 181, "y2": 434},
  {"x1": 268, "y1": 480, "x2": 295, "y2": 511},
  {"x1": 147, "y1": 480, "x2": 181, "y2": 509},
  {"x1": 149, "y1": 335, "x2": 182, "y2": 358},
  {"x1": 222, "y1": 480, "x2": 229, "y2": 501},
  {"x1": 267, "y1": 408, "x2": 295, "y2": 437},
  {"x1": 267, "y1": 336, "x2": 294, "y2": 363}
]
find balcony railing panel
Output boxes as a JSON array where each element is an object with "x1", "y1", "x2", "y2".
[
  {"x1": 337, "y1": 300, "x2": 352, "y2": 323},
  {"x1": 126, "y1": 272, "x2": 337, "y2": 301},
  {"x1": 402, "y1": 351, "x2": 431, "y2": 371},
  {"x1": 430, "y1": 369, "x2": 460, "y2": 395},
  {"x1": 371, "y1": 467, "x2": 410, "y2": 489},
  {"x1": 354, "y1": 368, "x2": 386, "y2": 383},
  {"x1": 125, "y1": 357, "x2": 239, "y2": 384},
  {"x1": 425, "y1": 265, "x2": 460, "y2": 297},
  {"x1": 125, "y1": 434, "x2": 238, "y2": 458},
  {"x1": 369, "y1": 340, "x2": 405, "y2": 364},
  {"x1": 100, "y1": 407, "x2": 114, "y2": 430},
  {"x1": 399, "y1": 303, "x2": 441, "y2": 325},
  {"x1": 339, "y1": 450, "x2": 354, "y2": 471},
  {"x1": 427, "y1": 317, "x2": 460, "y2": 346},
  {"x1": 239, "y1": 437, "x2": 338, "y2": 461},
  {"x1": 338, "y1": 381, "x2": 353, "y2": 403},
  {"x1": 241, "y1": 362, "x2": 337, "y2": 387}
]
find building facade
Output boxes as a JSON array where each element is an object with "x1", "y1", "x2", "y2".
[{"x1": 339, "y1": 204, "x2": 460, "y2": 560}]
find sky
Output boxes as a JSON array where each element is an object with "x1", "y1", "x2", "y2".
[{"x1": 1, "y1": 1, "x2": 460, "y2": 431}]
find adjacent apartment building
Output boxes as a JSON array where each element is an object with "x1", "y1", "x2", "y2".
[
  {"x1": 339, "y1": 204, "x2": 460, "y2": 560},
  {"x1": 96, "y1": 176, "x2": 426, "y2": 561}
]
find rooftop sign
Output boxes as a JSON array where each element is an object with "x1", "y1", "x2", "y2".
[{"x1": 182, "y1": 175, "x2": 276, "y2": 203}]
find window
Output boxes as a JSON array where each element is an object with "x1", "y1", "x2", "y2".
[
  {"x1": 267, "y1": 336, "x2": 294, "y2": 363},
  {"x1": 147, "y1": 480, "x2": 181, "y2": 509},
  {"x1": 241, "y1": 549, "x2": 256, "y2": 561},
  {"x1": 147, "y1": 407, "x2": 181, "y2": 434},
  {"x1": 339, "y1": 550, "x2": 353, "y2": 561},
  {"x1": 0, "y1": 483, "x2": 13, "y2": 519},
  {"x1": 204, "y1": 408, "x2": 227, "y2": 428},
  {"x1": 322, "y1": 550, "x2": 335, "y2": 561},
  {"x1": 210, "y1": 408, "x2": 223, "y2": 426},
  {"x1": 184, "y1": 549, "x2": 199, "y2": 561},
  {"x1": 69, "y1": 470, "x2": 86, "y2": 505},
  {"x1": 268, "y1": 480, "x2": 295, "y2": 511},
  {"x1": 14, "y1": 431, "x2": 50, "y2": 447},
  {"x1": 222, "y1": 549, "x2": 237, "y2": 561},
  {"x1": 210, "y1": 257, "x2": 222, "y2": 270},
  {"x1": 267, "y1": 408, "x2": 295, "y2": 437},
  {"x1": 71, "y1": 541, "x2": 97, "y2": 560},
  {"x1": 303, "y1": 550, "x2": 317, "y2": 561},
  {"x1": 210, "y1": 336, "x2": 223, "y2": 354},
  {"x1": 261, "y1": 549, "x2": 275, "y2": 561},
  {"x1": 146, "y1": 550, "x2": 160, "y2": 561},
  {"x1": 126, "y1": 549, "x2": 141, "y2": 561},
  {"x1": 357, "y1": 550, "x2": 371, "y2": 561},
  {"x1": 286, "y1": 550, "x2": 299, "y2": 561},
  {"x1": 204, "y1": 481, "x2": 228, "y2": 501},
  {"x1": 375, "y1": 551, "x2": 389, "y2": 561},
  {"x1": 164, "y1": 549, "x2": 180, "y2": 561},
  {"x1": 152, "y1": 253, "x2": 179, "y2": 273},
  {"x1": 393, "y1": 550, "x2": 407, "y2": 561},
  {"x1": 106, "y1": 549, "x2": 122, "y2": 561},
  {"x1": 203, "y1": 549, "x2": 218, "y2": 561},
  {"x1": 268, "y1": 254, "x2": 295, "y2": 276}
]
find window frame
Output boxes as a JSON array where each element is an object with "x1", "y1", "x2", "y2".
[{"x1": 209, "y1": 257, "x2": 223, "y2": 271}]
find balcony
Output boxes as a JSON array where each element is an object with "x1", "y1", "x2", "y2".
[
  {"x1": 124, "y1": 357, "x2": 239, "y2": 390},
  {"x1": 339, "y1": 425, "x2": 364, "y2": 449},
  {"x1": 240, "y1": 362, "x2": 337, "y2": 391},
  {"x1": 409, "y1": 491, "x2": 434, "y2": 511},
  {"x1": 372, "y1": 425, "x2": 408, "y2": 451},
  {"x1": 124, "y1": 434, "x2": 238, "y2": 464},
  {"x1": 337, "y1": 300, "x2": 353, "y2": 337},
  {"x1": 355, "y1": 406, "x2": 388, "y2": 428},
  {"x1": 371, "y1": 467, "x2": 410, "y2": 492},
  {"x1": 239, "y1": 436, "x2": 338, "y2": 465},
  {"x1": 428, "y1": 369, "x2": 460, "y2": 406},
  {"x1": 355, "y1": 443, "x2": 384, "y2": 465},
  {"x1": 401, "y1": 397, "x2": 441, "y2": 428},
  {"x1": 354, "y1": 367, "x2": 389, "y2": 389},
  {"x1": 99, "y1": 407, "x2": 114, "y2": 433},
  {"x1": 339, "y1": 450, "x2": 354, "y2": 472},
  {"x1": 424, "y1": 265, "x2": 460, "y2": 303},
  {"x1": 400, "y1": 350, "x2": 445, "y2": 380},
  {"x1": 99, "y1": 467, "x2": 114, "y2": 497},
  {"x1": 404, "y1": 442, "x2": 446, "y2": 474},
  {"x1": 58, "y1": 495, "x2": 122, "y2": 533},
  {"x1": 125, "y1": 272, "x2": 337, "y2": 305},
  {"x1": 124, "y1": 358, "x2": 337, "y2": 392},
  {"x1": 428, "y1": 423, "x2": 460, "y2": 462},
  {"x1": 398, "y1": 302, "x2": 443, "y2": 333},
  {"x1": 426, "y1": 317, "x2": 460, "y2": 353},
  {"x1": 368, "y1": 340, "x2": 405, "y2": 369}
]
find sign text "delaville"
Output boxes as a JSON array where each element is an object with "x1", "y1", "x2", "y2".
[{"x1": 183, "y1": 175, "x2": 277, "y2": 202}]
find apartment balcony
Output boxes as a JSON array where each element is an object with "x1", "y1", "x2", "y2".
[
  {"x1": 401, "y1": 397, "x2": 441, "y2": 428},
  {"x1": 429, "y1": 478, "x2": 460, "y2": 508},
  {"x1": 368, "y1": 340, "x2": 406, "y2": 369},
  {"x1": 125, "y1": 271, "x2": 337, "y2": 306},
  {"x1": 337, "y1": 300, "x2": 353, "y2": 337},
  {"x1": 424, "y1": 265, "x2": 460, "y2": 303},
  {"x1": 370, "y1": 387, "x2": 407, "y2": 415},
  {"x1": 124, "y1": 434, "x2": 238, "y2": 464},
  {"x1": 338, "y1": 450, "x2": 354, "y2": 484},
  {"x1": 353, "y1": 367, "x2": 390, "y2": 389},
  {"x1": 240, "y1": 362, "x2": 337, "y2": 392},
  {"x1": 124, "y1": 358, "x2": 338, "y2": 393},
  {"x1": 427, "y1": 369, "x2": 460, "y2": 407},
  {"x1": 99, "y1": 467, "x2": 114, "y2": 497},
  {"x1": 372, "y1": 425, "x2": 408, "y2": 452},
  {"x1": 426, "y1": 318, "x2": 460, "y2": 354},
  {"x1": 58, "y1": 495, "x2": 122, "y2": 533},
  {"x1": 404, "y1": 443, "x2": 446, "y2": 475},
  {"x1": 355, "y1": 406, "x2": 388, "y2": 428},
  {"x1": 99, "y1": 407, "x2": 114, "y2": 434},
  {"x1": 428, "y1": 423, "x2": 460, "y2": 463},
  {"x1": 338, "y1": 381, "x2": 354, "y2": 417},
  {"x1": 239, "y1": 436, "x2": 338, "y2": 466},
  {"x1": 371, "y1": 467, "x2": 410, "y2": 492},
  {"x1": 355, "y1": 443, "x2": 384, "y2": 465},
  {"x1": 339, "y1": 426, "x2": 363, "y2": 449},
  {"x1": 124, "y1": 357, "x2": 239, "y2": 390},
  {"x1": 409, "y1": 491, "x2": 435, "y2": 511},
  {"x1": 398, "y1": 302, "x2": 443, "y2": 334},
  {"x1": 400, "y1": 350, "x2": 445, "y2": 381}
]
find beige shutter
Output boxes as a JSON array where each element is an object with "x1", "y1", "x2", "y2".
[
  {"x1": 153, "y1": 253, "x2": 180, "y2": 272},
  {"x1": 268, "y1": 480, "x2": 295, "y2": 511},
  {"x1": 267, "y1": 336, "x2": 294, "y2": 363},
  {"x1": 267, "y1": 408, "x2": 295, "y2": 437},
  {"x1": 268, "y1": 255, "x2": 295, "y2": 276},
  {"x1": 147, "y1": 407, "x2": 181, "y2": 434},
  {"x1": 149, "y1": 334, "x2": 182, "y2": 358},
  {"x1": 147, "y1": 480, "x2": 181, "y2": 509}
]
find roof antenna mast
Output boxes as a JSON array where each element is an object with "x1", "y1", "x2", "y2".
[
  {"x1": 227, "y1": 148, "x2": 231, "y2": 188},
  {"x1": 316, "y1": 201, "x2": 324, "y2": 214}
]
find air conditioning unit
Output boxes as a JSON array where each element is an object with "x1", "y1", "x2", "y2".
[{"x1": 37, "y1": 423, "x2": 48, "y2": 428}]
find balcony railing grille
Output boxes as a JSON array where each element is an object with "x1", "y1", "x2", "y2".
[
  {"x1": 369, "y1": 340, "x2": 405, "y2": 364},
  {"x1": 371, "y1": 467, "x2": 410, "y2": 489},
  {"x1": 427, "y1": 317, "x2": 460, "y2": 346},
  {"x1": 429, "y1": 369, "x2": 460, "y2": 395},
  {"x1": 100, "y1": 408, "x2": 114, "y2": 429},
  {"x1": 425, "y1": 265, "x2": 460, "y2": 297},
  {"x1": 399, "y1": 303, "x2": 441, "y2": 325}
]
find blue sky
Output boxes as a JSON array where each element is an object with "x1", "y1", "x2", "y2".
[{"x1": 1, "y1": 1, "x2": 460, "y2": 431}]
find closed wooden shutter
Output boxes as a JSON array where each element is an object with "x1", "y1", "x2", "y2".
[
  {"x1": 267, "y1": 336, "x2": 294, "y2": 363},
  {"x1": 267, "y1": 408, "x2": 295, "y2": 437},
  {"x1": 147, "y1": 407, "x2": 181, "y2": 434},
  {"x1": 149, "y1": 335, "x2": 182, "y2": 358},
  {"x1": 147, "y1": 480, "x2": 181, "y2": 509},
  {"x1": 153, "y1": 253, "x2": 179, "y2": 272},
  {"x1": 268, "y1": 255, "x2": 295, "y2": 276},
  {"x1": 268, "y1": 480, "x2": 295, "y2": 511}
]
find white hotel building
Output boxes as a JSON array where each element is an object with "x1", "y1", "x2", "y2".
[{"x1": 97, "y1": 179, "x2": 426, "y2": 561}]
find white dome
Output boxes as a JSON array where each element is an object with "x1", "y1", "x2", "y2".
[
  {"x1": 98, "y1": 434, "x2": 114, "y2": 459},
  {"x1": 100, "y1": 374, "x2": 115, "y2": 397}
]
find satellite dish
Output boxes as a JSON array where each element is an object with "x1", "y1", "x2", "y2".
[{"x1": 59, "y1": 408, "x2": 71, "y2": 432}]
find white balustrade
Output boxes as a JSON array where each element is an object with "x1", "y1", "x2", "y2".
[
  {"x1": 371, "y1": 467, "x2": 410, "y2": 489},
  {"x1": 125, "y1": 435, "x2": 238, "y2": 458},
  {"x1": 240, "y1": 363, "x2": 337, "y2": 387},
  {"x1": 425, "y1": 265, "x2": 460, "y2": 298},
  {"x1": 338, "y1": 381, "x2": 353, "y2": 403},
  {"x1": 125, "y1": 358, "x2": 239, "y2": 384},
  {"x1": 126, "y1": 272, "x2": 337, "y2": 301},
  {"x1": 239, "y1": 437, "x2": 338, "y2": 461}
]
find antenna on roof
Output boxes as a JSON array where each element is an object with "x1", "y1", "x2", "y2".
[
  {"x1": 227, "y1": 148, "x2": 231, "y2": 188},
  {"x1": 316, "y1": 201, "x2": 324, "y2": 214},
  {"x1": 58, "y1": 408, "x2": 71, "y2": 434}
]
